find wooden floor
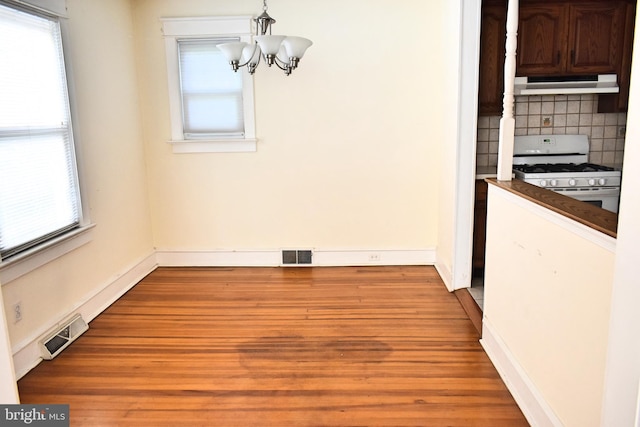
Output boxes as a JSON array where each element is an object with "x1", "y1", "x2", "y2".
[{"x1": 18, "y1": 266, "x2": 528, "y2": 426}]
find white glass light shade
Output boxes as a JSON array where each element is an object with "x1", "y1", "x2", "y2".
[
  {"x1": 254, "y1": 35, "x2": 286, "y2": 55},
  {"x1": 242, "y1": 44, "x2": 261, "y2": 66},
  {"x1": 282, "y1": 36, "x2": 313, "y2": 59},
  {"x1": 217, "y1": 42, "x2": 248, "y2": 62},
  {"x1": 276, "y1": 45, "x2": 289, "y2": 63}
]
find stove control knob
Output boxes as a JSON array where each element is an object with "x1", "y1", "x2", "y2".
[
  {"x1": 549, "y1": 179, "x2": 558, "y2": 187},
  {"x1": 598, "y1": 178, "x2": 607, "y2": 186},
  {"x1": 588, "y1": 178, "x2": 596, "y2": 186},
  {"x1": 568, "y1": 179, "x2": 577, "y2": 186},
  {"x1": 539, "y1": 179, "x2": 547, "y2": 187}
]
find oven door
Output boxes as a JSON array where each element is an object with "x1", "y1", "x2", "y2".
[{"x1": 553, "y1": 187, "x2": 620, "y2": 213}]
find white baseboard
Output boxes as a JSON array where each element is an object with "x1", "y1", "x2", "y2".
[
  {"x1": 156, "y1": 248, "x2": 436, "y2": 267},
  {"x1": 481, "y1": 318, "x2": 563, "y2": 427},
  {"x1": 77, "y1": 252, "x2": 158, "y2": 323},
  {"x1": 156, "y1": 249, "x2": 280, "y2": 266},
  {"x1": 12, "y1": 252, "x2": 157, "y2": 379},
  {"x1": 12, "y1": 248, "x2": 435, "y2": 379},
  {"x1": 312, "y1": 249, "x2": 435, "y2": 266},
  {"x1": 434, "y1": 259, "x2": 453, "y2": 292}
]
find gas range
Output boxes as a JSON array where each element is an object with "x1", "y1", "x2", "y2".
[
  {"x1": 513, "y1": 135, "x2": 621, "y2": 212},
  {"x1": 512, "y1": 162, "x2": 621, "y2": 189}
]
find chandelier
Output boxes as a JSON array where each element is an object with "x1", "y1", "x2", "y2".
[{"x1": 217, "y1": 0, "x2": 313, "y2": 76}]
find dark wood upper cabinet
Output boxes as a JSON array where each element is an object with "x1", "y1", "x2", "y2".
[
  {"x1": 517, "y1": 3, "x2": 625, "y2": 75},
  {"x1": 478, "y1": 4, "x2": 508, "y2": 116},
  {"x1": 478, "y1": 0, "x2": 636, "y2": 115},
  {"x1": 517, "y1": 5, "x2": 567, "y2": 75},
  {"x1": 567, "y1": 3, "x2": 625, "y2": 73},
  {"x1": 599, "y1": 1, "x2": 637, "y2": 112}
]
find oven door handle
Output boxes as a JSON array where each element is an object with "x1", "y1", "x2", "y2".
[{"x1": 554, "y1": 187, "x2": 621, "y2": 196}]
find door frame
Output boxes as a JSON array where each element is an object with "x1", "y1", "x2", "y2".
[{"x1": 451, "y1": 0, "x2": 482, "y2": 291}]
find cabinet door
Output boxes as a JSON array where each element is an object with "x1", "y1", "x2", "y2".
[
  {"x1": 598, "y1": 1, "x2": 636, "y2": 112},
  {"x1": 478, "y1": 4, "x2": 507, "y2": 116},
  {"x1": 472, "y1": 180, "x2": 488, "y2": 273},
  {"x1": 567, "y1": 3, "x2": 625, "y2": 74},
  {"x1": 517, "y1": 4, "x2": 568, "y2": 75}
]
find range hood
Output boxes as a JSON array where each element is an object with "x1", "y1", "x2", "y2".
[{"x1": 514, "y1": 74, "x2": 619, "y2": 95}]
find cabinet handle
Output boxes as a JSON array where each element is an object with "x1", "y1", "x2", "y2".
[
  {"x1": 570, "y1": 50, "x2": 575, "y2": 65},
  {"x1": 557, "y1": 51, "x2": 561, "y2": 65}
]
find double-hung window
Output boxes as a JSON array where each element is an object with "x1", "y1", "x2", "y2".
[
  {"x1": 0, "y1": 1, "x2": 87, "y2": 268},
  {"x1": 162, "y1": 17, "x2": 257, "y2": 153}
]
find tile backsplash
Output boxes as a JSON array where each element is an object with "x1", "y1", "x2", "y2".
[{"x1": 477, "y1": 94, "x2": 626, "y2": 168}]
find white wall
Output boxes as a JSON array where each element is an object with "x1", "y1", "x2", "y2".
[
  {"x1": 483, "y1": 188, "x2": 615, "y2": 426},
  {"x1": 600, "y1": 7, "x2": 640, "y2": 425},
  {"x1": 0, "y1": 289, "x2": 18, "y2": 403},
  {"x1": 1, "y1": 0, "x2": 154, "y2": 378},
  {"x1": 132, "y1": 0, "x2": 445, "y2": 258}
]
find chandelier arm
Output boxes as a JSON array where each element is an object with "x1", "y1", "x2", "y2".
[
  {"x1": 235, "y1": 43, "x2": 260, "y2": 68},
  {"x1": 249, "y1": 50, "x2": 262, "y2": 73},
  {"x1": 275, "y1": 52, "x2": 289, "y2": 64},
  {"x1": 269, "y1": 57, "x2": 292, "y2": 75},
  {"x1": 272, "y1": 55, "x2": 290, "y2": 70},
  {"x1": 272, "y1": 60, "x2": 291, "y2": 73}
]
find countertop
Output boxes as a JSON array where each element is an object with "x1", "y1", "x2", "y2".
[
  {"x1": 486, "y1": 178, "x2": 617, "y2": 238},
  {"x1": 476, "y1": 166, "x2": 498, "y2": 180},
  {"x1": 476, "y1": 166, "x2": 514, "y2": 180}
]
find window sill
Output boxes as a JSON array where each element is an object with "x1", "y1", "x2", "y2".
[
  {"x1": 169, "y1": 139, "x2": 257, "y2": 154},
  {"x1": 0, "y1": 224, "x2": 95, "y2": 286}
]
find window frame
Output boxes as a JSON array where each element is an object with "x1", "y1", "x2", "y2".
[
  {"x1": 162, "y1": 16, "x2": 257, "y2": 153},
  {"x1": 0, "y1": 0, "x2": 93, "y2": 285}
]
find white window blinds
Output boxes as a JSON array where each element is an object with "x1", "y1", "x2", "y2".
[
  {"x1": 0, "y1": 3, "x2": 81, "y2": 260},
  {"x1": 178, "y1": 39, "x2": 245, "y2": 139}
]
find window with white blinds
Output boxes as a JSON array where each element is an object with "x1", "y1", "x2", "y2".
[
  {"x1": 178, "y1": 39, "x2": 245, "y2": 139},
  {"x1": 0, "y1": 3, "x2": 82, "y2": 260},
  {"x1": 162, "y1": 16, "x2": 256, "y2": 153}
]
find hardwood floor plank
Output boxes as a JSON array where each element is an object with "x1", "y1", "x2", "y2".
[{"x1": 18, "y1": 266, "x2": 528, "y2": 426}]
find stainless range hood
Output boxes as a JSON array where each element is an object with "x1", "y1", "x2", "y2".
[{"x1": 514, "y1": 74, "x2": 619, "y2": 95}]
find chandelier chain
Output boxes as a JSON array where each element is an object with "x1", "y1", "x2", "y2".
[{"x1": 263, "y1": 0, "x2": 268, "y2": 12}]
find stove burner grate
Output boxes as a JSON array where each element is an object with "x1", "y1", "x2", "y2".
[{"x1": 513, "y1": 163, "x2": 615, "y2": 174}]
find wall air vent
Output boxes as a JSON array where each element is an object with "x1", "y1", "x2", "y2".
[
  {"x1": 39, "y1": 314, "x2": 89, "y2": 360},
  {"x1": 282, "y1": 249, "x2": 313, "y2": 265}
]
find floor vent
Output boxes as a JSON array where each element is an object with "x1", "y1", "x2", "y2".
[
  {"x1": 282, "y1": 249, "x2": 313, "y2": 265},
  {"x1": 39, "y1": 314, "x2": 89, "y2": 360}
]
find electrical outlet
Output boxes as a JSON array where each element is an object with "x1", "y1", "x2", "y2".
[
  {"x1": 12, "y1": 302, "x2": 22, "y2": 323},
  {"x1": 369, "y1": 254, "x2": 380, "y2": 261}
]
